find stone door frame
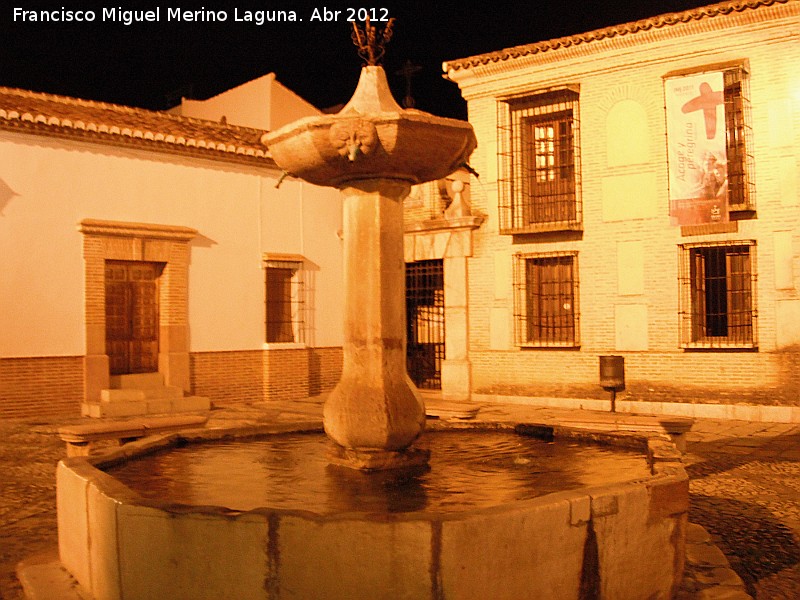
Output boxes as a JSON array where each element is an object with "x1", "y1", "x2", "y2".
[
  {"x1": 404, "y1": 217, "x2": 482, "y2": 401},
  {"x1": 79, "y1": 219, "x2": 197, "y2": 402}
]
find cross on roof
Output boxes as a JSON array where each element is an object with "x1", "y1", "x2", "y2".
[{"x1": 396, "y1": 59, "x2": 422, "y2": 108}]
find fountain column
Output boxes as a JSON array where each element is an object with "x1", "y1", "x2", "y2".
[
  {"x1": 324, "y1": 179, "x2": 428, "y2": 469},
  {"x1": 263, "y1": 25, "x2": 476, "y2": 469}
]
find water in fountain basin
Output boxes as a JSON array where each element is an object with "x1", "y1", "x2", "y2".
[{"x1": 106, "y1": 430, "x2": 651, "y2": 515}]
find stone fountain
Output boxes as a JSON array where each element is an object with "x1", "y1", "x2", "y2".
[
  {"x1": 44, "y1": 22, "x2": 689, "y2": 600},
  {"x1": 265, "y1": 22, "x2": 475, "y2": 470}
]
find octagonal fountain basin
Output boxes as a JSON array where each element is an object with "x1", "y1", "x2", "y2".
[{"x1": 56, "y1": 422, "x2": 688, "y2": 600}]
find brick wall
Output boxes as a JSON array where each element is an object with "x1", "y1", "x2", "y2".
[
  {"x1": 308, "y1": 347, "x2": 344, "y2": 397},
  {"x1": 470, "y1": 350, "x2": 800, "y2": 406},
  {"x1": 263, "y1": 347, "x2": 309, "y2": 401},
  {"x1": 190, "y1": 350, "x2": 265, "y2": 406},
  {"x1": 191, "y1": 346, "x2": 343, "y2": 406},
  {"x1": 0, "y1": 357, "x2": 83, "y2": 418},
  {"x1": 262, "y1": 346, "x2": 343, "y2": 401},
  {"x1": 0, "y1": 347, "x2": 343, "y2": 417},
  {"x1": 447, "y1": 2, "x2": 800, "y2": 407}
]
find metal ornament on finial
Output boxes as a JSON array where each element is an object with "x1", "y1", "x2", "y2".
[{"x1": 351, "y1": 16, "x2": 395, "y2": 66}]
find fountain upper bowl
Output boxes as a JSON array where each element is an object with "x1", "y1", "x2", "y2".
[{"x1": 263, "y1": 67, "x2": 477, "y2": 187}]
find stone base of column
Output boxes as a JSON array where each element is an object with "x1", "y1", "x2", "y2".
[
  {"x1": 327, "y1": 445, "x2": 431, "y2": 471},
  {"x1": 323, "y1": 371, "x2": 426, "y2": 451},
  {"x1": 441, "y1": 359, "x2": 472, "y2": 402}
]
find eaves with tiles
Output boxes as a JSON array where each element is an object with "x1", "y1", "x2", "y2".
[
  {"x1": 444, "y1": 0, "x2": 797, "y2": 86},
  {"x1": 0, "y1": 86, "x2": 279, "y2": 168}
]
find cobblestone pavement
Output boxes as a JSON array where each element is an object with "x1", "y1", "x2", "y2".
[
  {"x1": 681, "y1": 420, "x2": 800, "y2": 599},
  {"x1": 0, "y1": 418, "x2": 65, "y2": 600},
  {"x1": 1, "y1": 402, "x2": 798, "y2": 599}
]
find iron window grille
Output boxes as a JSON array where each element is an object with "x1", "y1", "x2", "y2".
[
  {"x1": 723, "y1": 65, "x2": 756, "y2": 213},
  {"x1": 265, "y1": 259, "x2": 305, "y2": 344},
  {"x1": 513, "y1": 252, "x2": 580, "y2": 347},
  {"x1": 678, "y1": 241, "x2": 757, "y2": 349},
  {"x1": 405, "y1": 259, "x2": 445, "y2": 389},
  {"x1": 498, "y1": 88, "x2": 582, "y2": 234}
]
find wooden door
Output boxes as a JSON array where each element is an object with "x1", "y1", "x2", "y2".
[{"x1": 105, "y1": 261, "x2": 161, "y2": 375}]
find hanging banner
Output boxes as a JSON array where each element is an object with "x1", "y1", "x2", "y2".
[{"x1": 665, "y1": 71, "x2": 728, "y2": 225}]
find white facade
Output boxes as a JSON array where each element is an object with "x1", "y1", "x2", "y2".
[{"x1": 0, "y1": 75, "x2": 344, "y2": 416}]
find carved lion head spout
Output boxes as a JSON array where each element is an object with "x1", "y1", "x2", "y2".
[{"x1": 329, "y1": 118, "x2": 378, "y2": 162}]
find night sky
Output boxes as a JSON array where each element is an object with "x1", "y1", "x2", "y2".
[{"x1": 3, "y1": 1, "x2": 717, "y2": 120}]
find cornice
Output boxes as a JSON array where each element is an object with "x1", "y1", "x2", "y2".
[
  {"x1": 444, "y1": 0, "x2": 796, "y2": 78},
  {"x1": 78, "y1": 219, "x2": 198, "y2": 242}
]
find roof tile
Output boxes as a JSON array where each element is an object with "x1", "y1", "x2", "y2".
[{"x1": 0, "y1": 86, "x2": 273, "y2": 164}]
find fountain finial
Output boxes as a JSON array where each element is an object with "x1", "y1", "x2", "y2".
[{"x1": 351, "y1": 17, "x2": 395, "y2": 65}]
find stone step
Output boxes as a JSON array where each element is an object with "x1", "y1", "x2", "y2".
[
  {"x1": 110, "y1": 372, "x2": 164, "y2": 389},
  {"x1": 101, "y1": 389, "x2": 145, "y2": 403},
  {"x1": 425, "y1": 400, "x2": 481, "y2": 420},
  {"x1": 82, "y1": 396, "x2": 210, "y2": 418},
  {"x1": 101, "y1": 385, "x2": 184, "y2": 403},
  {"x1": 142, "y1": 385, "x2": 184, "y2": 400},
  {"x1": 173, "y1": 396, "x2": 211, "y2": 413}
]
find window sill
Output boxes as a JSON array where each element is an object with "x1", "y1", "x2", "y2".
[
  {"x1": 519, "y1": 343, "x2": 581, "y2": 350},
  {"x1": 730, "y1": 207, "x2": 757, "y2": 221},
  {"x1": 682, "y1": 343, "x2": 757, "y2": 352},
  {"x1": 501, "y1": 222, "x2": 583, "y2": 236},
  {"x1": 263, "y1": 342, "x2": 307, "y2": 350}
]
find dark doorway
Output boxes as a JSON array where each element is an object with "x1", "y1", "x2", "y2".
[
  {"x1": 406, "y1": 259, "x2": 445, "y2": 389},
  {"x1": 105, "y1": 261, "x2": 162, "y2": 375}
]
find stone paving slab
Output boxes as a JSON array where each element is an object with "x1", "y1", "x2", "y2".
[
  {"x1": 2, "y1": 398, "x2": 799, "y2": 599},
  {"x1": 15, "y1": 551, "x2": 83, "y2": 600},
  {"x1": 678, "y1": 523, "x2": 750, "y2": 599}
]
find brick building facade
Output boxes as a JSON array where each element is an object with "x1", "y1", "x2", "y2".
[{"x1": 426, "y1": 0, "x2": 800, "y2": 413}]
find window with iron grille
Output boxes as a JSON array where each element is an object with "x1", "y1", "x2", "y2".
[
  {"x1": 678, "y1": 241, "x2": 757, "y2": 348},
  {"x1": 723, "y1": 66, "x2": 755, "y2": 212},
  {"x1": 265, "y1": 259, "x2": 305, "y2": 344},
  {"x1": 498, "y1": 89, "x2": 582, "y2": 234},
  {"x1": 513, "y1": 252, "x2": 579, "y2": 347}
]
